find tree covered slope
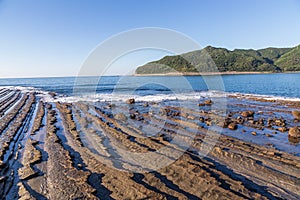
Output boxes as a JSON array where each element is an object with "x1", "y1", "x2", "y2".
[{"x1": 135, "y1": 45, "x2": 299, "y2": 74}]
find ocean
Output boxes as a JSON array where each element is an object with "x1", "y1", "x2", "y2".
[{"x1": 0, "y1": 73, "x2": 299, "y2": 100}]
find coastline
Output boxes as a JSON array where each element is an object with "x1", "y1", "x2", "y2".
[
  {"x1": 133, "y1": 71, "x2": 300, "y2": 76},
  {"x1": 1, "y1": 87, "x2": 300, "y2": 199}
]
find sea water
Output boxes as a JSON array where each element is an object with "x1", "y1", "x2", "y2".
[{"x1": 0, "y1": 73, "x2": 299, "y2": 100}]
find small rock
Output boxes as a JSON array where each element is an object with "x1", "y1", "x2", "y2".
[
  {"x1": 227, "y1": 112, "x2": 233, "y2": 117},
  {"x1": 137, "y1": 116, "x2": 144, "y2": 121},
  {"x1": 31, "y1": 139, "x2": 39, "y2": 145},
  {"x1": 187, "y1": 115, "x2": 196, "y2": 120},
  {"x1": 218, "y1": 121, "x2": 228, "y2": 128},
  {"x1": 206, "y1": 121, "x2": 212, "y2": 126},
  {"x1": 275, "y1": 119, "x2": 286, "y2": 127},
  {"x1": 130, "y1": 113, "x2": 136, "y2": 119},
  {"x1": 241, "y1": 111, "x2": 254, "y2": 118},
  {"x1": 181, "y1": 113, "x2": 188, "y2": 118},
  {"x1": 214, "y1": 147, "x2": 223, "y2": 154},
  {"x1": 107, "y1": 104, "x2": 116, "y2": 109},
  {"x1": 199, "y1": 117, "x2": 205, "y2": 123},
  {"x1": 0, "y1": 161, "x2": 6, "y2": 169},
  {"x1": 114, "y1": 113, "x2": 128, "y2": 121},
  {"x1": 251, "y1": 132, "x2": 257, "y2": 136},
  {"x1": 204, "y1": 99, "x2": 213, "y2": 105},
  {"x1": 236, "y1": 117, "x2": 244, "y2": 124},
  {"x1": 228, "y1": 123, "x2": 238, "y2": 130},
  {"x1": 126, "y1": 98, "x2": 135, "y2": 104},
  {"x1": 143, "y1": 102, "x2": 149, "y2": 107},
  {"x1": 266, "y1": 151, "x2": 275, "y2": 156},
  {"x1": 172, "y1": 111, "x2": 180, "y2": 117},
  {"x1": 258, "y1": 118, "x2": 264, "y2": 126},
  {"x1": 46, "y1": 104, "x2": 52, "y2": 109},
  {"x1": 49, "y1": 92, "x2": 57, "y2": 98},
  {"x1": 288, "y1": 127, "x2": 300, "y2": 138},
  {"x1": 248, "y1": 120, "x2": 255, "y2": 124},
  {"x1": 265, "y1": 133, "x2": 273, "y2": 137},
  {"x1": 267, "y1": 118, "x2": 273, "y2": 126},
  {"x1": 277, "y1": 127, "x2": 288, "y2": 132}
]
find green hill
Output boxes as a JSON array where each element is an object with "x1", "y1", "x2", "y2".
[
  {"x1": 258, "y1": 47, "x2": 291, "y2": 61},
  {"x1": 135, "y1": 45, "x2": 299, "y2": 74},
  {"x1": 275, "y1": 45, "x2": 300, "y2": 71}
]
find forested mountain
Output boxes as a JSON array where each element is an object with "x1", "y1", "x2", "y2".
[{"x1": 135, "y1": 45, "x2": 299, "y2": 74}]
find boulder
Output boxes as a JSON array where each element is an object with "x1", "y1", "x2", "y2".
[
  {"x1": 288, "y1": 136, "x2": 300, "y2": 144},
  {"x1": 292, "y1": 110, "x2": 300, "y2": 120},
  {"x1": 288, "y1": 127, "x2": 300, "y2": 138}
]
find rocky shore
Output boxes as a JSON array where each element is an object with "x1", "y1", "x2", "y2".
[{"x1": 0, "y1": 87, "x2": 299, "y2": 199}]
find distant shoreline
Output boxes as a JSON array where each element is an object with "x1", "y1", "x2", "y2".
[
  {"x1": 1, "y1": 71, "x2": 300, "y2": 79},
  {"x1": 133, "y1": 71, "x2": 300, "y2": 76}
]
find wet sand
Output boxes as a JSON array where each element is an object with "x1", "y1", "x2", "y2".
[{"x1": 0, "y1": 88, "x2": 300, "y2": 199}]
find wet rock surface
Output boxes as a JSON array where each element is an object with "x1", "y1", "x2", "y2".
[{"x1": 0, "y1": 89, "x2": 299, "y2": 199}]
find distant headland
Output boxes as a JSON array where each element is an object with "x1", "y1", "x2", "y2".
[{"x1": 135, "y1": 45, "x2": 300, "y2": 75}]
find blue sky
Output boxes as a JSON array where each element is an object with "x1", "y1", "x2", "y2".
[{"x1": 0, "y1": 0, "x2": 299, "y2": 78}]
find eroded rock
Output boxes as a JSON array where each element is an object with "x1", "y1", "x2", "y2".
[{"x1": 289, "y1": 127, "x2": 300, "y2": 138}]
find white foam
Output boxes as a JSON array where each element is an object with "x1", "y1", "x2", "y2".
[
  {"x1": 47, "y1": 90, "x2": 229, "y2": 103},
  {"x1": 2, "y1": 85, "x2": 300, "y2": 103},
  {"x1": 0, "y1": 86, "x2": 54, "y2": 102},
  {"x1": 228, "y1": 92, "x2": 300, "y2": 102}
]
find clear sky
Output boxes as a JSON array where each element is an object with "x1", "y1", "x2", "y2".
[{"x1": 0, "y1": 0, "x2": 299, "y2": 78}]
